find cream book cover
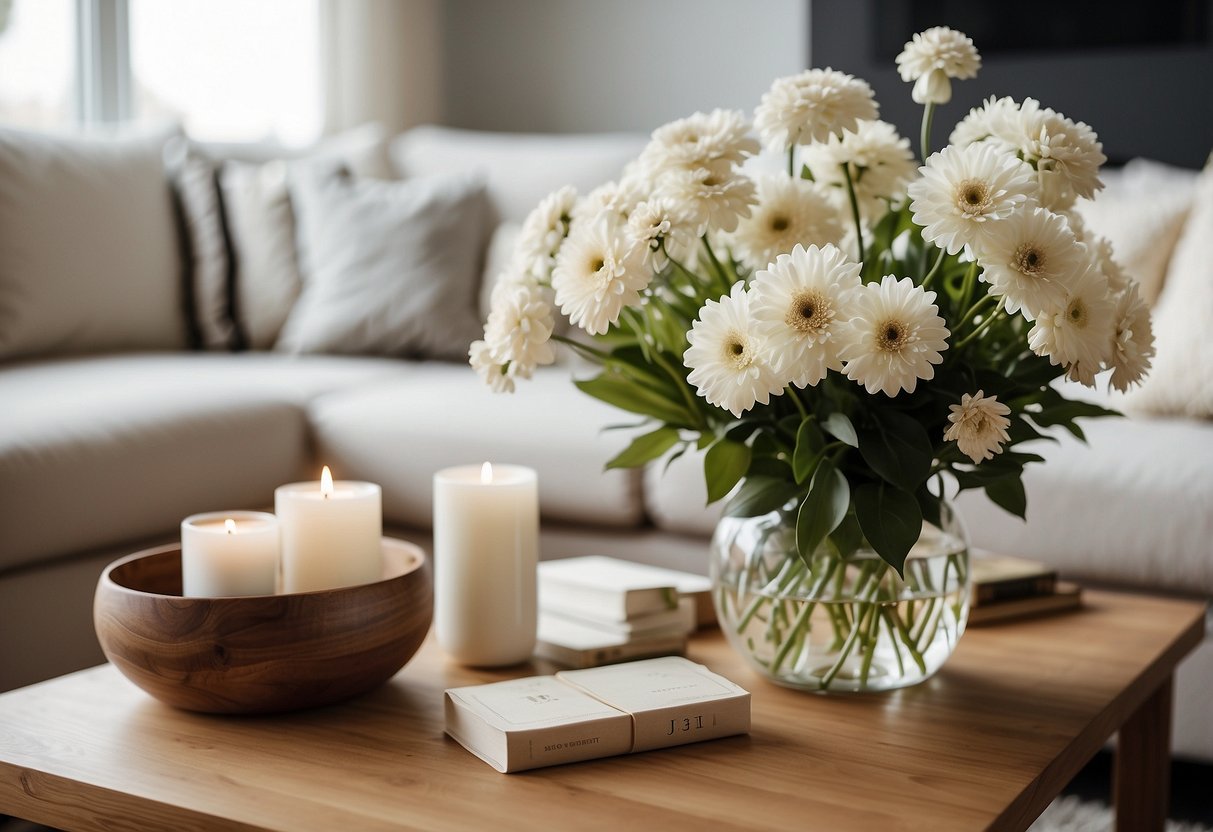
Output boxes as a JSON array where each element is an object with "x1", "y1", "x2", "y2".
[
  {"x1": 535, "y1": 611, "x2": 687, "y2": 669},
  {"x1": 557, "y1": 656, "x2": 751, "y2": 753},
  {"x1": 444, "y1": 675, "x2": 632, "y2": 773}
]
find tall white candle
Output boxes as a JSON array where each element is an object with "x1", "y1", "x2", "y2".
[
  {"x1": 434, "y1": 462, "x2": 538, "y2": 666},
  {"x1": 181, "y1": 511, "x2": 280, "y2": 598},
  {"x1": 275, "y1": 466, "x2": 383, "y2": 593}
]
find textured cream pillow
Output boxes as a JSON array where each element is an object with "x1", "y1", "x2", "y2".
[
  {"x1": 0, "y1": 127, "x2": 185, "y2": 359},
  {"x1": 277, "y1": 169, "x2": 489, "y2": 359},
  {"x1": 1121, "y1": 166, "x2": 1213, "y2": 418}
]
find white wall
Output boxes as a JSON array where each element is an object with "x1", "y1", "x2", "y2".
[{"x1": 441, "y1": 0, "x2": 808, "y2": 134}]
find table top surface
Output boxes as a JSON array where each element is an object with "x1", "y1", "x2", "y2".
[{"x1": 0, "y1": 590, "x2": 1204, "y2": 832}]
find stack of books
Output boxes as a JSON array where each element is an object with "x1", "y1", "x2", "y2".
[
  {"x1": 535, "y1": 556, "x2": 711, "y2": 668},
  {"x1": 968, "y1": 553, "x2": 1082, "y2": 625}
]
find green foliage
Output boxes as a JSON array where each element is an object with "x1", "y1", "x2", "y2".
[
  {"x1": 854, "y1": 483, "x2": 922, "y2": 576},
  {"x1": 704, "y1": 439, "x2": 751, "y2": 503},
  {"x1": 605, "y1": 426, "x2": 681, "y2": 470},
  {"x1": 795, "y1": 459, "x2": 850, "y2": 564}
]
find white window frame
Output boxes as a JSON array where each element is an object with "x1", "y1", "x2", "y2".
[{"x1": 74, "y1": 0, "x2": 130, "y2": 125}]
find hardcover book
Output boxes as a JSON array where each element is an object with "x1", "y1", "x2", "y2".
[
  {"x1": 444, "y1": 657, "x2": 750, "y2": 772},
  {"x1": 538, "y1": 556, "x2": 713, "y2": 625},
  {"x1": 535, "y1": 612, "x2": 688, "y2": 669},
  {"x1": 970, "y1": 554, "x2": 1057, "y2": 605}
]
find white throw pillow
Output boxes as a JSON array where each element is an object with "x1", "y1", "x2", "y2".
[
  {"x1": 1120, "y1": 165, "x2": 1213, "y2": 418},
  {"x1": 391, "y1": 125, "x2": 646, "y2": 223},
  {"x1": 0, "y1": 126, "x2": 185, "y2": 360},
  {"x1": 277, "y1": 168, "x2": 490, "y2": 359}
]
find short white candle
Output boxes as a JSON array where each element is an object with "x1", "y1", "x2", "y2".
[
  {"x1": 181, "y1": 511, "x2": 280, "y2": 598},
  {"x1": 434, "y1": 462, "x2": 538, "y2": 666},
  {"x1": 275, "y1": 466, "x2": 383, "y2": 593}
]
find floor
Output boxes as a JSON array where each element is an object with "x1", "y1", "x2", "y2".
[{"x1": 2, "y1": 752, "x2": 1210, "y2": 830}]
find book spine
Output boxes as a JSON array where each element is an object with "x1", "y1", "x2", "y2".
[
  {"x1": 505, "y1": 714, "x2": 634, "y2": 772},
  {"x1": 975, "y1": 575, "x2": 1056, "y2": 604},
  {"x1": 629, "y1": 695, "x2": 751, "y2": 753}
]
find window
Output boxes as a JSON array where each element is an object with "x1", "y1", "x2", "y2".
[
  {"x1": 0, "y1": 0, "x2": 323, "y2": 146},
  {"x1": 0, "y1": 0, "x2": 77, "y2": 131}
]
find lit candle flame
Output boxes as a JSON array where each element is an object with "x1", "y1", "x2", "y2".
[
  {"x1": 321, "y1": 465, "x2": 334, "y2": 498},
  {"x1": 224, "y1": 518, "x2": 236, "y2": 535},
  {"x1": 481, "y1": 462, "x2": 493, "y2": 484}
]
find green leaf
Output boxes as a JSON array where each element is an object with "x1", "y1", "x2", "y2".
[
  {"x1": 822, "y1": 412, "x2": 859, "y2": 448},
  {"x1": 704, "y1": 440, "x2": 751, "y2": 504},
  {"x1": 915, "y1": 483, "x2": 942, "y2": 529},
  {"x1": 853, "y1": 483, "x2": 923, "y2": 576},
  {"x1": 795, "y1": 459, "x2": 850, "y2": 563},
  {"x1": 1028, "y1": 399, "x2": 1121, "y2": 427},
  {"x1": 828, "y1": 511, "x2": 864, "y2": 560},
  {"x1": 575, "y1": 374, "x2": 691, "y2": 426},
  {"x1": 723, "y1": 476, "x2": 799, "y2": 517},
  {"x1": 856, "y1": 410, "x2": 933, "y2": 491},
  {"x1": 605, "y1": 426, "x2": 681, "y2": 470},
  {"x1": 985, "y1": 476, "x2": 1027, "y2": 519},
  {"x1": 792, "y1": 419, "x2": 825, "y2": 484}
]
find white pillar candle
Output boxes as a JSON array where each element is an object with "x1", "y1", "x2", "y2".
[
  {"x1": 181, "y1": 511, "x2": 280, "y2": 598},
  {"x1": 434, "y1": 463, "x2": 538, "y2": 666},
  {"x1": 275, "y1": 466, "x2": 383, "y2": 593}
]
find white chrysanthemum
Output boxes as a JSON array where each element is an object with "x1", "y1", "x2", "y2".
[
  {"x1": 626, "y1": 197, "x2": 697, "y2": 273},
  {"x1": 749, "y1": 243, "x2": 861, "y2": 389},
  {"x1": 896, "y1": 27, "x2": 981, "y2": 105},
  {"x1": 975, "y1": 207, "x2": 1086, "y2": 319},
  {"x1": 802, "y1": 119, "x2": 917, "y2": 222},
  {"x1": 989, "y1": 98, "x2": 1106, "y2": 205},
  {"x1": 1089, "y1": 235, "x2": 1132, "y2": 295},
  {"x1": 944, "y1": 391, "x2": 1011, "y2": 464},
  {"x1": 907, "y1": 142, "x2": 1038, "y2": 255},
  {"x1": 658, "y1": 162, "x2": 757, "y2": 235},
  {"x1": 573, "y1": 177, "x2": 647, "y2": 224},
  {"x1": 483, "y1": 282, "x2": 557, "y2": 372},
  {"x1": 754, "y1": 68, "x2": 878, "y2": 151},
  {"x1": 1108, "y1": 283, "x2": 1155, "y2": 393},
  {"x1": 641, "y1": 109, "x2": 759, "y2": 175},
  {"x1": 469, "y1": 340, "x2": 516, "y2": 394},
  {"x1": 730, "y1": 175, "x2": 844, "y2": 272},
  {"x1": 839, "y1": 275, "x2": 950, "y2": 396},
  {"x1": 515, "y1": 186, "x2": 577, "y2": 282},
  {"x1": 684, "y1": 281, "x2": 783, "y2": 417},
  {"x1": 948, "y1": 96, "x2": 1020, "y2": 149},
  {"x1": 551, "y1": 216, "x2": 649, "y2": 335},
  {"x1": 1027, "y1": 262, "x2": 1116, "y2": 386}
]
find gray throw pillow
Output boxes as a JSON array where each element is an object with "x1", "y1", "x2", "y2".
[{"x1": 277, "y1": 168, "x2": 489, "y2": 359}]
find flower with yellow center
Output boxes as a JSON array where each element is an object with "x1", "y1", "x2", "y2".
[
  {"x1": 749, "y1": 243, "x2": 861, "y2": 389},
  {"x1": 1027, "y1": 261, "x2": 1116, "y2": 386},
  {"x1": 552, "y1": 215, "x2": 649, "y2": 335},
  {"x1": 944, "y1": 390, "x2": 1012, "y2": 463},
  {"x1": 684, "y1": 281, "x2": 783, "y2": 417},
  {"x1": 730, "y1": 175, "x2": 844, "y2": 272},
  {"x1": 975, "y1": 206, "x2": 1085, "y2": 320},
  {"x1": 839, "y1": 275, "x2": 951, "y2": 396}
]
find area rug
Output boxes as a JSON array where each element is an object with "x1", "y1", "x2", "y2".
[{"x1": 1031, "y1": 796, "x2": 1213, "y2": 832}]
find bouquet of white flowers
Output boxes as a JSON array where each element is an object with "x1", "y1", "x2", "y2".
[{"x1": 469, "y1": 27, "x2": 1153, "y2": 689}]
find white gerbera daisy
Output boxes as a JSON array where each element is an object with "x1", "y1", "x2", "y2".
[
  {"x1": 552, "y1": 217, "x2": 649, "y2": 335},
  {"x1": 627, "y1": 197, "x2": 697, "y2": 273},
  {"x1": 641, "y1": 109, "x2": 759, "y2": 175},
  {"x1": 749, "y1": 243, "x2": 861, "y2": 389},
  {"x1": 1027, "y1": 262, "x2": 1116, "y2": 386},
  {"x1": 1089, "y1": 235, "x2": 1132, "y2": 295},
  {"x1": 684, "y1": 281, "x2": 783, "y2": 417},
  {"x1": 515, "y1": 186, "x2": 577, "y2": 282},
  {"x1": 948, "y1": 96, "x2": 1020, "y2": 149},
  {"x1": 658, "y1": 162, "x2": 757, "y2": 235},
  {"x1": 989, "y1": 98, "x2": 1106, "y2": 205},
  {"x1": 975, "y1": 207, "x2": 1086, "y2": 319},
  {"x1": 1108, "y1": 283, "x2": 1155, "y2": 393},
  {"x1": 944, "y1": 390, "x2": 1011, "y2": 463},
  {"x1": 802, "y1": 119, "x2": 917, "y2": 222},
  {"x1": 573, "y1": 177, "x2": 647, "y2": 224},
  {"x1": 730, "y1": 175, "x2": 844, "y2": 272},
  {"x1": 896, "y1": 27, "x2": 981, "y2": 105},
  {"x1": 754, "y1": 68, "x2": 878, "y2": 151},
  {"x1": 839, "y1": 275, "x2": 950, "y2": 396},
  {"x1": 483, "y1": 282, "x2": 557, "y2": 373},
  {"x1": 469, "y1": 340, "x2": 517, "y2": 394},
  {"x1": 907, "y1": 142, "x2": 1038, "y2": 255}
]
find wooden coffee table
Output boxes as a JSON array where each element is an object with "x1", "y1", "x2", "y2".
[{"x1": 0, "y1": 590, "x2": 1203, "y2": 832}]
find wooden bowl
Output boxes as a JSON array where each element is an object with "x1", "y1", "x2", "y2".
[{"x1": 94, "y1": 538, "x2": 432, "y2": 714}]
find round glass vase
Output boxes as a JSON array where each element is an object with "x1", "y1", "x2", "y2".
[{"x1": 711, "y1": 499, "x2": 970, "y2": 693}]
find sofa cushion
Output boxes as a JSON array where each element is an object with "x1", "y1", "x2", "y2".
[
  {"x1": 0, "y1": 126, "x2": 185, "y2": 360},
  {"x1": 309, "y1": 365, "x2": 646, "y2": 529},
  {"x1": 391, "y1": 125, "x2": 646, "y2": 224},
  {"x1": 278, "y1": 169, "x2": 490, "y2": 360},
  {"x1": 0, "y1": 353, "x2": 411, "y2": 571}
]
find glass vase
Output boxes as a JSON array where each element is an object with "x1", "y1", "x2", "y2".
[{"x1": 711, "y1": 499, "x2": 970, "y2": 693}]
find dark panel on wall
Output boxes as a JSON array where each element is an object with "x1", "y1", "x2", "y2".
[{"x1": 811, "y1": 0, "x2": 1213, "y2": 168}]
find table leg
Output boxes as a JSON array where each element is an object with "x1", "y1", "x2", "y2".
[{"x1": 1114, "y1": 675, "x2": 1172, "y2": 832}]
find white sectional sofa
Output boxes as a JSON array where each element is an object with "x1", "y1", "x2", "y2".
[{"x1": 0, "y1": 123, "x2": 1209, "y2": 761}]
